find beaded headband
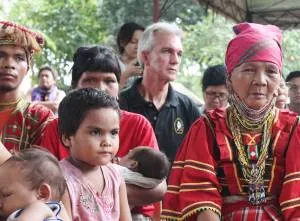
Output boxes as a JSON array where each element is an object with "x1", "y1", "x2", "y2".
[{"x1": 0, "y1": 21, "x2": 44, "y2": 56}]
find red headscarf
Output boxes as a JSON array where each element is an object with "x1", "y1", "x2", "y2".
[{"x1": 225, "y1": 23, "x2": 282, "y2": 74}]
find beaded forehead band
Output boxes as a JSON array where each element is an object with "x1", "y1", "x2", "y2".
[{"x1": 0, "y1": 21, "x2": 44, "y2": 56}]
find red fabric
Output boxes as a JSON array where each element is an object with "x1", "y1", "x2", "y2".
[
  {"x1": 161, "y1": 108, "x2": 300, "y2": 220},
  {"x1": 225, "y1": 23, "x2": 282, "y2": 74},
  {"x1": 0, "y1": 108, "x2": 13, "y2": 131},
  {"x1": 41, "y1": 110, "x2": 159, "y2": 217},
  {"x1": 1, "y1": 100, "x2": 53, "y2": 151}
]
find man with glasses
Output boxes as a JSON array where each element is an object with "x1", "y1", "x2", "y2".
[
  {"x1": 200, "y1": 64, "x2": 229, "y2": 114},
  {"x1": 286, "y1": 71, "x2": 300, "y2": 115}
]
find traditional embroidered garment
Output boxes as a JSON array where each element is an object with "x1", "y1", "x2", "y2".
[
  {"x1": 1, "y1": 98, "x2": 53, "y2": 151},
  {"x1": 31, "y1": 85, "x2": 60, "y2": 102},
  {"x1": 60, "y1": 160, "x2": 122, "y2": 221},
  {"x1": 161, "y1": 109, "x2": 300, "y2": 220}
]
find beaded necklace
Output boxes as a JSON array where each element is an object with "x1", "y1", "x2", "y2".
[{"x1": 227, "y1": 89, "x2": 275, "y2": 205}]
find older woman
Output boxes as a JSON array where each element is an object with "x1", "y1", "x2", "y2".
[{"x1": 161, "y1": 23, "x2": 300, "y2": 220}]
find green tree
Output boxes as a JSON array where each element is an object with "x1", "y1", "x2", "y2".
[
  {"x1": 177, "y1": 12, "x2": 234, "y2": 98},
  {"x1": 282, "y1": 29, "x2": 300, "y2": 77},
  {"x1": 6, "y1": 0, "x2": 109, "y2": 87}
]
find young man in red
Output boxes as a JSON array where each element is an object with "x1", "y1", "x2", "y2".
[{"x1": 0, "y1": 21, "x2": 53, "y2": 151}]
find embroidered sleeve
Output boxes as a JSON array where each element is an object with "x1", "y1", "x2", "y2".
[{"x1": 161, "y1": 117, "x2": 222, "y2": 221}]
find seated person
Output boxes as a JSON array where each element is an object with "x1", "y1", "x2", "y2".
[
  {"x1": 115, "y1": 146, "x2": 170, "y2": 188},
  {"x1": 28, "y1": 65, "x2": 66, "y2": 113},
  {"x1": 0, "y1": 148, "x2": 69, "y2": 221}
]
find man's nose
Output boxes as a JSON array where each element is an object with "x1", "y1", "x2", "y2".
[{"x1": 1, "y1": 56, "x2": 16, "y2": 69}]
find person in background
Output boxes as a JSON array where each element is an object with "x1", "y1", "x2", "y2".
[
  {"x1": 0, "y1": 148, "x2": 69, "y2": 221},
  {"x1": 200, "y1": 64, "x2": 229, "y2": 114},
  {"x1": 162, "y1": 23, "x2": 300, "y2": 220},
  {"x1": 286, "y1": 70, "x2": 300, "y2": 114},
  {"x1": 275, "y1": 78, "x2": 289, "y2": 109},
  {"x1": 0, "y1": 21, "x2": 53, "y2": 152},
  {"x1": 117, "y1": 22, "x2": 145, "y2": 89},
  {"x1": 59, "y1": 88, "x2": 132, "y2": 221},
  {"x1": 29, "y1": 65, "x2": 65, "y2": 113},
  {"x1": 41, "y1": 45, "x2": 166, "y2": 221},
  {"x1": 119, "y1": 21, "x2": 201, "y2": 163}
]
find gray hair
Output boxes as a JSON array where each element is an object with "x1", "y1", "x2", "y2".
[{"x1": 137, "y1": 21, "x2": 183, "y2": 66}]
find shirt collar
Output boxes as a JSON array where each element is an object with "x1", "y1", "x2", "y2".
[{"x1": 130, "y1": 78, "x2": 178, "y2": 108}]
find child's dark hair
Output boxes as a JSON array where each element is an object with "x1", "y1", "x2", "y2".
[
  {"x1": 58, "y1": 88, "x2": 120, "y2": 138},
  {"x1": 201, "y1": 64, "x2": 227, "y2": 91},
  {"x1": 4, "y1": 148, "x2": 66, "y2": 201},
  {"x1": 131, "y1": 147, "x2": 170, "y2": 179},
  {"x1": 71, "y1": 45, "x2": 121, "y2": 88},
  {"x1": 117, "y1": 22, "x2": 145, "y2": 55}
]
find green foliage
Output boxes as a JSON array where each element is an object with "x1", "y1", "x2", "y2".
[
  {"x1": 101, "y1": 0, "x2": 205, "y2": 35},
  {"x1": 3, "y1": 0, "x2": 300, "y2": 100},
  {"x1": 178, "y1": 12, "x2": 234, "y2": 98},
  {"x1": 282, "y1": 29, "x2": 300, "y2": 77},
  {"x1": 7, "y1": 0, "x2": 109, "y2": 84}
]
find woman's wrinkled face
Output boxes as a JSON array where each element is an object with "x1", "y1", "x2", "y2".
[{"x1": 228, "y1": 61, "x2": 281, "y2": 110}]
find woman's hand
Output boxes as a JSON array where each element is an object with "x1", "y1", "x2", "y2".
[{"x1": 120, "y1": 59, "x2": 143, "y2": 89}]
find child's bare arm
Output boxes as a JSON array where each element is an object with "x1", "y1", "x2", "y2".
[
  {"x1": 119, "y1": 181, "x2": 132, "y2": 221},
  {"x1": 126, "y1": 179, "x2": 167, "y2": 207},
  {"x1": 61, "y1": 189, "x2": 72, "y2": 219}
]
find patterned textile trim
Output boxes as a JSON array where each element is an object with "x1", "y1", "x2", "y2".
[
  {"x1": 172, "y1": 160, "x2": 216, "y2": 175},
  {"x1": 224, "y1": 135, "x2": 243, "y2": 192},
  {"x1": 12, "y1": 98, "x2": 28, "y2": 114},
  {"x1": 179, "y1": 182, "x2": 218, "y2": 192},
  {"x1": 182, "y1": 202, "x2": 221, "y2": 219},
  {"x1": 184, "y1": 160, "x2": 216, "y2": 175},
  {"x1": 167, "y1": 185, "x2": 180, "y2": 194},
  {"x1": 172, "y1": 160, "x2": 185, "y2": 169},
  {"x1": 268, "y1": 130, "x2": 280, "y2": 192},
  {"x1": 161, "y1": 203, "x2": 221, "y2": 221},
  {"x1": 161, "y1": 209, "x2": 181, "y2": 221},
  {"x1": 280, "y1": 197, "x2": 300, "y2": 211},
  {"x1": 283, "y1": 171, "x2": 300, "y2": 185}
]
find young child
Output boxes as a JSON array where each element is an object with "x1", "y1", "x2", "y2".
[
  {"x1": 58, "y1": 88, "x2": 132, "y2": 221},
  {"x1": 0, "y1": 148, "x2": 68, "y2": 221},
  {"x1": 115, "y1": 146, "x2": 170, "y2": 189}
]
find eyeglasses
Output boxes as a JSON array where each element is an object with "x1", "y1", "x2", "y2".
[{"x1": 205, "y1": 91, "x2": 228, "y2": 101}]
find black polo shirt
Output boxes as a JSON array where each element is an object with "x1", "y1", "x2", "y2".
[{"x1": 119, "y1": 78, "x2": 201, "y2": 162}]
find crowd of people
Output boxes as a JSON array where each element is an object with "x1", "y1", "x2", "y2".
[{"x1": 0, "y1": 18, "x2": 299, "y2": 221}]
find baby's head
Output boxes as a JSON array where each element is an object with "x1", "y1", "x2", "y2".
[
  {"x1": 119, "y1": 147, "x2": 170, "y2": 179},
  {"x1": 58, "y1": 88, "x2": 121, "y2": 166},
  {"x1": 0, "y1": 148, "x2": 66, "y2": 217}
]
